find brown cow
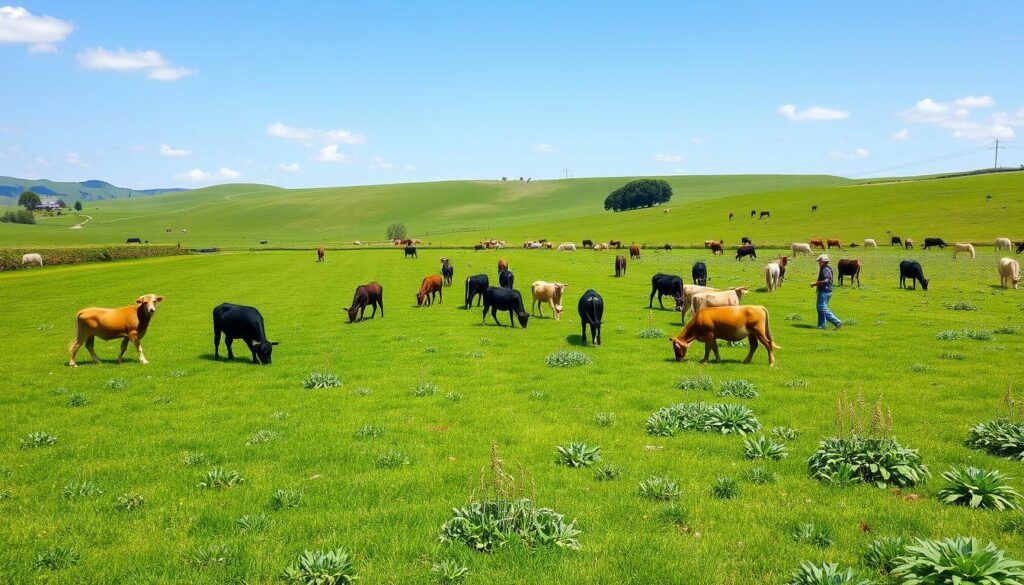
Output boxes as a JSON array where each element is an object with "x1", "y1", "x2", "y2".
[
  {"x1": 615, "y1": 254, "x2": 626, "y2": 277},
  {"x1": 317, "y1": 246, "x2": 325, "y2": 262},
  {"x1": 710, "y1": 242, "x2": 724, "y2": 255},
  {"x1": 68, "y1": 294, "x2": 164, "y2": 367},
  {"x1": 416, "y1": 275, "x2": 443, "y2": 306},
  {"x1": 345, "y1": 282, "x2": 384, "y2": 322},
  {"x1": 498, "y1": 258, "x2": 508, "y2": 272},
  {"x1": 629, "y1": 244, "x2": 641, "y2": 260},
  {"x1": 809, "y1": 239, "x2": 825, "y2": 250},
  {"x1": 827, "y1": 239, "x2": 842, "y2": 249},
  {"x1": 609, "y1": 240, "x2": 622, "y2": 249},
  {"x1": 837, "y1": 259, "x2": 862, "y2": 287},
  {"x1": 669, "y1": 305, "x2": 779, "y2": 366}
]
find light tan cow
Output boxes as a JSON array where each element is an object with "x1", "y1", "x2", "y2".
[
  {"x1": 556, "y1": 242, "x2": 576, "y2": 252},
  {"x1": 21, "y1": 253, "x2": 43, "y2": 266},
  {"x1": 999, "y1": 257, "x2": 1020, "y2": 289},
  {"x1": 791, "y1": 243, "x2": 813, "y2": 256},
  {"x1": 670, "y1": 305, "x2": 780, "y2": 366},
  {"x1": 996, "y1": 237, "x2": 1012, "y2": 251},
  {"x1": 68, "y1": 294, "x2": 164, "y2": 367},
  {"x1": 953, "y1": 242, "x2": 976, "y2": 259},
  {"x1": 531, "y1": 281, "x2": 567, "y2": 320},
  {"x1": 864, "y1": 239, "x2": 877, "y2": 248},
  {"x1": 691, "y1": 287, "x2": 749, "y2": 315}
]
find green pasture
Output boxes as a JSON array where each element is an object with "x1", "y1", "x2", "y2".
[{"x1": 1, "y1": 246, "x2": 1023, "y2": 583}]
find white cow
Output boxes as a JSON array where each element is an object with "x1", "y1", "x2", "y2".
[
  {"x1": 528, "y1": 242, "x2": 542, "y2": 249},
  {"x1": 864, "y1": 239, "x2": 877, "y2": 248},
  {"x1": 531, "y1": 281, "x2": 568, "y2": 320},
  {"x1": 593, "y1": 243, "x2": 610, "y2": 251},
  {"x1": 999, "y1": 257, "x2": 1020, "y2": 289},
  {"x1": 996, "y1": 237, "x2": 1012, "y2": 251},
  {"x1": 953, "y1": 243, "x2": 976, "y2": 259},
  {"x1": 21, "y1": 253, "x2": 43, "y2": 266},
  {"x1": 674, "y1": 284, "x2": 720, "y2": 320},
  {"x1": 791, "y1": 243, "x2": 813, "y2": 256},
  {"x1": 691, "y1": 287, "x2": 749, "y2": 315},
  {"x1": 765, "y1": 263, "x2": 783, "y2": 292},
  {"x1": 557, "y1": 242, "x2": 576, "y2": 252},
  {"x1": 353, "y1": 240, "x2": 361, "y2": 246}
]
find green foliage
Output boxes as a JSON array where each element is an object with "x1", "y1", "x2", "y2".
[
  {"x1": 675, "y1": 375, "x2": 714, "y2": 392},
  {"x1": 62, "y1": 481, "x2": 102, "y2": 500},
  {"x1": 439, "y1": 499, "x2": 581, "y2": 553},
  {"x1": 936, "y1": 328, "x2": 994, "y2": 341},
  {"x1": 637, "y1": 476, "x2": 681, "y2": 501},
  {"x1": 198, "y1": 467, "x2": 244, "y2": 490},
  {"x1": 0, "y1": 245, "x2": 186, "y2": 271},
  {"x1": 18, "y1": 191, "x2": 41, "y2": 211},
  {"x1": 354, "y1": 424, "x2": 384, "y2": 438},
  {"x1": 711, "y1": 477, "x2": 740, "y2": 499},
  {"x1": 892, "y1": 537, "x2": 1024, "y2": 584},
  {"x1": 593, "y1": 412, "x2": 616, "y2": 427},
  {"x1": 909, "y1": 363, "x2": 929, "y2": 372},
  {"x1": 593, "y1": 463, "x2": 622, "y2": 481},
  {"x1": 789, "y1": 522, "x2": 835, "y2": 548},
  {"x1": 707, "y1": 403, "x2": 761, "y2": 435},
  {"x1": 967, "y1": 419, "x2": 1024, "y2": 460},
  {"x1": 745, "y1": 466, "x2": 778, "y2": 484},
  {"x1": 431, "y1": 559, "x2": 470, "y2": 583},
  {"x1": 386, "y1": 222, "x2": 407, "y2": 240},
  {"x1": 545, "y1": 351, "x2": 592, "y2": 368},
  {"x1": 67, "y1": 392, "x2": 89, "y2": 407},
  {"x1": 303, "y1": 371, "x2": 342, "y2": 389},
  {"x1": 784, "y1": 379, "x2": 809, "y2": 388},
  {"x1": 272, "y1": 410, "x2": 290, "y2": 420},
  {"x1": 236, "y1": 513, "x2": 272, "y2": 532},
  {"x1": 743, "y1": 436, "x2": 789, "y2": 461},
  {"x1": 646, "y1": 402, "x2": 760, "y2": 436},
  {"x1": 114, "y1": 492, "x2": 145, "y2": 512},
  {"x1": 444, "y1": 391, "x2": 463, "y2": 402},
  {"x1": 351, "y1": 387, "x2": 373, "y2": 396},
  {"x1": 784, "y1": 313, "x2": 804, "y2": 321},
  {"x1": 413, "y1": 380, "x2": 438, "y2": 396},
  {"x1": 637, "y1": 327, "x2": 666, "y2": 339},
  {"x1": 937, "y1": 466, "x2": 1020, "y2": 510},
  {"x1": 73, "y1": 200, "x2": 82, "y2": 211},
  {"x1": 785, "y1": 561, "x2": 872, "y2": 585},
  {"x1": 190, "y1": 543, "x2": 231, "y2": 568},
  {"x1": 807, "y1": 436, "x2": 929, "y2": 488},
  {"x1": 246, "y1": 429, "x2": 275, "y2": 445},
  {"x1": 995, "y1": 325, "x2": 1018, "y2": 335},
  {"x1": 281, "y1": 548, "x2": 358, "y2": 585},
  {"x1": 183, "y1": 452, "x2": 210, "y2": 466},
  {"x1": 270, "y1": 489, "x2": 303, "y2": 510},
  {"x1": 375, "y1": 447, "x2": 411, "y2": 469},
  {"x1": 104, "y1": 377, "x2": 128, "y2": 390},
  {"x1": 862, "y1": 536, "x2": 908, "y2": 576},
  {"x1": 20, "y1": 431, "x2": 57, "y2": 449},
  {"x1": 945, "y1": 300, "x2": 980, "y2": 311},
  {"x1": 1, "y1": 209, "x2": 36, "y2": 224},
  {"x1": 604, "y1": 179, "x2": 672, "y2": 212},
  {"x1": 554, "y1": 443, "x2": 601, "y2": 468},
  {"x1": 658, "y1": 504, "x2": 690, "y2": 527},
  {"x1": 718, "y1": 379, "x2": 758, "y2": 398},
  {"x1": 32, "y1": 546, "x2": 80, "y2": 571},
  {"x1": 770, "y1": 426, "x2": 801, "y2": 441}
]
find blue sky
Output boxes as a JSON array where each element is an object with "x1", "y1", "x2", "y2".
[{"x1": 1, "y1": 1, "x2": 1022, "y2": 188}]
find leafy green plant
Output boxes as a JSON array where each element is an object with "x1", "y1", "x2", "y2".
[
  {"x1": 862, "y1": 536, "x2": 908, "y2": 576},
  {"x1": 67, "y1": 392, "x2": 89, "y2": 407},
  {"x1": 375, "y1": 447, "x2": 411, "y2": 469},
  {"x1": 236, "y1": 513, "x2": 272, "y2": 532},
  {"x1": 351, "y1": 387, "x2": 373, "y2": 396},
  {"x1": 637, "y1": 327, "x2": 666, "y2": 339},
  {"x1": 646, "y1": 402, "x2": 760, "y2": 436},
  {"x1": 281, "y1": 548, "x2": 358, "y2": 584},
  {"x1": 270, "y1": 489, "x2": 302, "y2": 510},
  {"x1": 784, "y1": 379, "x2": 809, "y2": 388},
  {"x1": 658, "y1": 504, "x2": 689, "y2": 527},
  {"x1": 789, "y1": 522, "x2": 834, "y2": 548},
  {"x1": 967, "y1": 419, "x2": 1024, "y2": 460},
  {"x1": 554, "y1": 443, "x2": 601, "y2": 468},
  {"x1": 784, "y1": 313, "x2": 804, "y2": 321},
  {"x1": 272, "y1": 410, "x2": 290, "y2": 420},
  {"x1": 937, "y1": 466, "x2": 1020, "y2": 510},
  {"x1": 593, "y1": 463, "x2": 622, "y2": 481},
  {"x1": 444, "y1": 391, "x2": 464, "y2": 402},
  {"x1": 0, "y1": 489, "x2": 12, "y2": 500},
  {"x1": 711, "y1": 477, "x2": 740, "y2": 499},
  {"x1": 440, "y1": 499, "x2": 581, "y2": 553},
  {"x1": 152, "y1": 395, "x2": 172, "y2": 404},
  {"x1": 807, "y1": 436, "x2": 929, "y2": 488},
  {"x1": 745, "y1": 466, "x2": 778, "y2": 484},
  {"x1": 114, "y1": 492, "x2": 144, "y2": 512},
  {"x1": 891, "y1": 537, "x2": 1024, "y2": 583},
  {"x1": 771, "y1": 426, "x2": 801, "y2": 441},
  {"x1": 940, "y1": 351, "x2": 967, "y2": 360},
  {"x1": 593, "y1": 412, "x2": 616, "y2": 427},
  {"x1": 414, "y1": 381, "x2": 439, "y2": 397},
  {"x1": 302, "y1": 371, "x2": 342, "y2": 389},
  {"x1": 638, "y1": 475, "x2": 681, "y2": 501},
  {"x1": 431, "y1": 558, "x2": 470, "y2": 583},
  {"x1": 706, "y1": 403, "x2": 761, "y2": 435},
  {"x1": 32, "y1": 546, "x2": 80, "y2": 571},
  {"x1": 995, "y1": 325, "x2": 1018, "y2": 335},
  {"x1": 1003, "y1": 510, "x2": 1024, "y2": 535},
  {"x1": 785, "y1": 561, "x2": 872, "y2": 585},
  {"x1": 945, "y1": 300, "x2": 980, "y2": 311},
  {"x1": 645, "y1": 409, "x2": 681, "y2": 437},
  {"x1": 198, "y1": 467, "x2": 244, "y2": 490},
  {"x1": 529, "y1": 390, "x2": 547, "y2": 400},
  {"x1": 355, "y1": 424, "x2": 384, "y2": 438},
  {"x1": 246, "y1": 429, "x2": 275, "y2": 445},
  {"x1": 674, "y1": 375, "x2": 714, "y2": 391},
  {"x1": 545, "y1": 351, "x2": 592, "y2": 367},
  {"x1": 718, "y1": 379, "x2": 758, "y2": 398},
  {"x1": 168, "y1": 369, "x2": 187, "y2": 378},
  {"x1": 104, "y1": 377, "x2": 128, "y2": 390},
  {"x1": 62, "y1": 481, "x2": 102, "y2": 500},
  {"x1": 936, "y1": 328, "x2": 994, "y2": 341},
  {"x1": 910, "y1": 363, "x2": 929, "y2": 372},
  {"x1": 183, "y1": 452, "x2": 210, "y2": 466},
  {"x1": 20, "y1": 431, "x2": 58, "y2": 449},
  {"x1": 190, "y1": 543, "x2": 231, "y2": 568},
  {"x1": 743, "y1": 436, "x2": 788, "y2": 460}
]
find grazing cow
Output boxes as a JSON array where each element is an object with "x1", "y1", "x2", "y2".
[
  {"x1": 1018, "y1": 242, "x2": 1024, "y2": 254},
  {"x1": 21, "y1": 253, "x2": 43, "y2": 266},
  {"x1": 674, "y1": 284, "x2": 720, "y2": 320},
  {"x1": 759, "y1": 211, "x2": 770, "y2": 219},
  {"x1": 481, "y1": 287, "x2": 529, "y2": 327},
  {"x1": 441, "y1": 257, "x2": 454, "y2": 286},
  {"x1": 578, "y1": 289, "x2": 604, "y2": 346},
  {"x1": 615, "y1": 255, "x2": 627, "y2": 277},
  {"x1": 498, "y1": 258, "x2": 508, "y2": 272},
  {"x1": 404, "y1": 245, "x2": 418, "y2": 258},
  {"x1": 353, "y1": 240, "x2": 361, "y2": 246},
  {"x1": 609, "y1": 240, "x2": 622, "y2": 249},
  {"x1": 416, "y1": 275, "x2": 443, "y2": 306},
  {"x1": 474, "y1": 244, "x2": 484, "y2": 251},
  {"x1": 864, "y1": 239, "x2": 877, "y2": 248},
  {"x1": 630, "y1": 244, "x2": 641, "y2": 260},
  {"x1": 412, "y1": 239, "x2": 422, "y2": 245},
  {"x1": 791, "y1": 243, "x2": 813, "y2": 256},
  {"x1": 670, "y1": 305, "x2": 779, "y2": 366},
  {"x1": 317, "y1": 246, "x2": 325, "y2": 262},
  {"x1": 812, "y1": 205, "x2": 818, "y2": 212},
  {"x1": 557, "y1": 242, "x2": 577, "y2": 252},
  {"x1": 729, "y1": 213, "x2": 734, "y2": 220},
  {"x1": 764, "y1": 257, "x2": 788, "y2": 291},
  {"x1": 531, "y1": 281, "x2": 567, "y2": 320},
  {"x1": 691, "y1": 287, "x2": 749, "y2": 315},
  {"x1": 704, "y1": 240, "x2": 717, "y2": 248},
  {"x1": 582, "y1": 239, "x2": 593, "y2": 248},
  {"x1": 663, "y1": 243, "x2": 673, "y2": 251},
  {"x1": 827, "y1": 239, "x2": 842, "y2": 249},
  {"x1": 692, "y1": 261, "x2": 708, "y2": 286},
  {"x1": 650, "y1": 273, "x2": 684, "y2": 309},
  {"x1": 837, "y1": 259, "x2": 862, "y2": 287},
  {"x1": 999, "y1": 257, "x2": 1020, "y2": 289},
  {"x1": 528, "y1": 241, "x2": 542, "y2": 249},
  {"x1": 499, "y1": 269, "x2": 515, "y2": 289},
  {"x1": 68, "y1": 294, "x2": 164, "y2": 367},
  {"x1": 345, "y1": 282, "x2": 384, "y2": 322},
  {"x1": 260, "y1": 240, "x2": 268, "y2": 245},
  {"x1": 126, "y1": 237, "x2": 142, "y2": 244},
  {"x1": 400, "y1": 239, "x2": 414, "y2": 246},
  {"x1": 953, "y1": 243, "x2": 976, "y2": 259},
  {"x1": 891, "y1": 236, "x2": 902, "y2": 247},
  {"x1": 741, "y1": 237, "x2": 752, "y2": 245},
  {"x1": 809, "y1": 239, "x2": 825, "y2": 250},
  {"x1": 710, "y1": 242, "x2": 724, "y2": 255},
  {"x1": 543, "y1": 242, "x2": 554, "y2": 249},
  {"x1": 899, "y1": 260, "x2": 929, "y2": 291},
  {"x1": 996, "y1": 237, "x2": 1012, "y2": 251},
  {"x1": 904, "y1": 238, "x2": 915, "y2": 250},
  {"x1": 923, "y1": 238, "x2": 947, "y2": 250},
  {"x1": 213, "y1": 303, "x2": 279, "y2": 365},
  {"x1": 464, "y1": 274, "x2": 489, "y2": 307},
  {"x1": 750, "y1": 210, "x2": 756, "y2": 218},
  {"x1": 593, "y1": 243, "x2": 610, "y2": 251},
  {"x1": 736, "y1": 245, "x2": 757, "y2": 261}
]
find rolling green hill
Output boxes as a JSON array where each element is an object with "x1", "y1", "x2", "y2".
[
  {"x1": 1, "y1": 171, "x2": 1021, "y2": 248},
  {"x1": 0, "y1": 175, "x2": 187, "y2": 206}
]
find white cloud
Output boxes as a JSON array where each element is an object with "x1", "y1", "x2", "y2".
[
  {"x1": 312, "y1": 144, "x2": 350, "y2": 163},
  {"x1": 654, "y1": 153, "x2": 684, "y2": 163},
  {"x1": 278, "y1": 162, "x2": 301, "y2": 173},
  {"x1": 64, "y1": 152, "x2": 87, "y2": 167},
  {"x1": 892, "y1": 128, "x2": 910, "y2": 141},
  {"x1": 898, "y1": 96, "x2": 1017, "y2": 141},
  {"x1": 952, "y1": 124, "x2": 1015, "y2": 141},
  {"x1": 994, "y1": 108, "x2": 1024, "y2": 127},
  {"x1": 368, "y1": 155, "x2": 394, "y2": 170},
  {"x1": 954, "y1": 95, "x2": 995, "y2": 109},
  {"x1": 403, "y1": 164, "x2": 416, "y2": 171},
  {"x1": 178, "y1": 167, "x2": 241, "y2": 182},
  {"x1": 778, "y1": 104, "x2": 850, "y2": 122},
  {"x1": 159, "y1": 143, "x2": 192, "y2": 158},
  {"x1": 532, "y1": 143, "x2": 555, "y2": 153},
  {"x1": 76, "y1": 47, "x2": 193, "y2": 81},
  {"x1": 828, "y1": 148, "x2": 870, "y2": 160},
  {"x1": 266, "y1": 122, "x2": 366, "y2": 146},
  {"x1": 0, "y1": 6, "x2": 73, "y2": 51}
]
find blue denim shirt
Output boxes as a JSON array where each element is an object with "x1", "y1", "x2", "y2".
[{"x1": 817, "y1": 265, "x2": 833, "y2": 292}]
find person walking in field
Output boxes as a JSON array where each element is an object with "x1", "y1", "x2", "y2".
[{"x1": 810, "y1": 254, "x2": 842, "y2": 330}]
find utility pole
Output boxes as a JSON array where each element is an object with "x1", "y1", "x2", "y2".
[{"x1": 993, "y1": 139, "x2": 1002, "y2": 169}]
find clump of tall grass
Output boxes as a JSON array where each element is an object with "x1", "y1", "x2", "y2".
[
  {"x1": 674, "y1": 375, "x2": 714, "y2": 392},
  {"x1": 302, "y1": 371, "x2": 342, "y2": 389},
  {"x1": 637, "y1": 475, "x2": 682, "y2": 501},
  {"x1": 637, "y1": 327, "x2": 666, "y2": 339},
  {"x1": 198, "y1": 467, "x2": 244, "y2": 489},
  {"x1": 32, "y1": 546, "x2": 80, "y2": 571},
  {"x1": 789, "y1": 522, "x2": 834, "y2": 548},
  {"x1": 545, "y1": 351, "x2": 592, "y2": 367},
  {"x1": 935, "y1": 328, "x2": 993, "y2": 341},
  {"x1": 280, "y1": 548, "x2": 358, "y2": 584},
  {"x1": 270, "y1": 489, "x2": 302, "y2": 510},
  {"x1": 62, "y1": 481, "x2": 102, "y2": 500},
  {"x1": 114, "y1": 493, "x2": 145, "y2": 512},
  {"x1": 593, "y1": 412, "x2": 616, "y2": 427},
  {"x1": 711, "y1": 477, "x2": 740, "y2": 499},
  {"x1": 375, "y1": 447, "x2": 411, "y2": 469},
  {"x1": 945, "y1": 300, "x2": 979, "y2": 311},
  {"x1": 246, "y1": 429, "x2": 275, "y2": 445},
  {"x1": 414, "y1": 381, "x2": 439, "y2": 397},
  {"x1": 20, "y1": 432, "x2": 57, "y2": 449},
  {"x1": 104, "y1": 378, "x2": 128, "y2": 390},
  {"x1": 718, "y1": 379, "x2": 757, "y2": 398}
]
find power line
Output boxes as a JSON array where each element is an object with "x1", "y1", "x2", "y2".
[
  {"x1": 991, "y1": 139, "x2": 1004, "y2": 168},
  {"x1": 851, "y1": 145, "x2": 991, "y2": 177}
]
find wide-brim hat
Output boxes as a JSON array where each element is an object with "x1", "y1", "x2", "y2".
[{"x1": 817, "y1": 254, "x2": 830, "y2": 262}]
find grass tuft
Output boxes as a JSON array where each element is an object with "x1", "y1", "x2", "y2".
[
  {"x1": 545, "y1": 351, "x2": 592, "y2": 367},
  {"x1": 302, "y1": 371, "x2": 342, "y2": 389}
]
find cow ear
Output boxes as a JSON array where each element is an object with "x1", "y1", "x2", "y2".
[
  {"x1": 135, "y1": 297, "x2": 144, "y2": 304},
  {"x1": 155, "y1": 296, "x2": 164, "y2": 302},
  {"x1": 270, "y1": 341, "x2": 280, "y2": 346}
]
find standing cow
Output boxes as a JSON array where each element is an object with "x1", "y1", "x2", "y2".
[
  {"x1": 650, "y1": 273, "x2": 683, "y2": 309},
  {"x1": 499, "y1": 269, "x2": 515, "y2": 289},
  {"x1": 995, "y1": 237, "x2": 1012, "y2": 251},
  {"x1": 999, "y1": 257, "x2": 1020, "y2": 289},
  {"x1": 21, "y1": 253, "x2": 43, "y2": 266},
  {"x1": 481, "y1": 287, "x2": 529, "y2": 328},
  {"x1": 791, "y1": 243, "x2": 813, "y2": 257},
  {"x1": 837, "y1": 259, "x2": 862, "y2": 287},
  {"x1": 498, "y1": 258, "x2": 508, "y2": 272},
  {"x1": 864, "y1": 239, "x2": 877, "y2": 249},
  {"x1": 404, "y1": 245, "x2": 418, "y2": 258},
  {"x1": 578, "y1": 289, "x2": 604, "y2": 346},
  {"x1": 692, "y1": 261, "x2": 708, "y2": 286},
  {"x1": 615, "y1": 254, "x2": 627, "y2": 277},
  {"x1": 891, "y1": 236, "x2": 902, "y2": 247},
  {"x1": 952, "y1": 243, "x2": 976, "y2": 259},
  {"x1": 899, "y1": 260, "x2": 928, "y2": 290},
  {"x1": 923, "y1": 238, "x2": 947, "y2": 250},
  {"x1": 531, "y1": 281, "x2": 567, "y2": 320},
  {"x1": 670, "y1": 305, "x2": 779, "y2": 366},
  {"x1": 736, "y1": 245, "x2": 757, "y2": 261},
  {"x1": 765, "y1": 257, "x2": 788, "y2": 292},
  {"x1": 629, "y1": 244, "x2": 641, "y2": 260},
  {"x1": 213, "y1": 303, "x2": 279, "y2": 365},
  {"x1": 441, "y1": 257, "x2": 454, "y2": 286},
  {"x1": 464, "y1": 274, "x2": 489, "y2": 307},
  {"x1": 345, "y1": 282, "x2": 384, "y2": 322},
  {"x1": 68, "y1": 294, "x2": 164, "y2": 367},
  {"x1": 317, "y1": 246, "x2": 325, "y2": 262}
]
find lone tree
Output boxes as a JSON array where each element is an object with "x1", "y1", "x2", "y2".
[
  {"x1": 18, "y1": 191, "x2": 41, "y2": 211},
  {"x1": 386, "y1": 222, "x2": 407, "y2": 240},
  {"x1": 603, "y1": 179, "x2": 672, "y2": 212},
  {"x1": 74, "y1": 201, "x2": 83, "y2": 211},
  {"x1": 56, "y1": 198, "x2": 67, "y2": 208}
]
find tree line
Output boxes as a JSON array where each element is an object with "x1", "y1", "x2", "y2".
[{"x1": 603, "y1": 179, "x2": 673, "y2": 212}]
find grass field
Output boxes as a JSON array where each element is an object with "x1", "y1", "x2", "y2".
[
  {"x1": 2, "y1": 245, "x2": 1023, "y2": 583},
  {"x1": 4, "y1": 171, "x2": 1020, "y2": 250}
]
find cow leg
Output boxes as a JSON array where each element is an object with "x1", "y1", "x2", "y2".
[
  {"x1": 649, "y1": 289, "x2": 656, "y2": 308},
  {"x1": 226, "y1": 337, "x2": 235, "y2": 359},
  {"x1": 439, "y1": 287, "x2": 442, "y2": 304},
  {"x1": 658, "y1": 292, "x2": 665, "y2": 309},
  {"x1": 245, "y1": 339, "x2": 258, "y2": 364},
  {"x1": 744, "y1": 336, "x2": 759, "y2": 364},
  {"x1": 129, "y1": 332, "x2": 148, "y2": 365},
  {"x1": 378, "y1": 298, "x2": 384, "y2": 318},
  {"x1": 68, "y1": 337, "x2": 83, "y2": 367},
  {"x1": 701, "y1": 341, "x2": 712, "y2": 364},
  {"x1": 85, "y1": 336, "x2": 101, "y2": 364},
  {"x1": 581, "y1": 322, "x2": 587, "y2": 346},
  {"x1": 491, "y1": 307, "x2": 502, "y2": 326},
  {"x1": 117, "y1": 338, "x2": 130, "y2": 363},
  {"x1": 214, "y1": 328, "x2": 221, "y2": 360},
  {"x1": 595, "y1": 323, "x2": 601, "y2": 345}
]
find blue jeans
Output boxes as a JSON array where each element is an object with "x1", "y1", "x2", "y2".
[{"x1": 816, "y1": 290, "x2": 841, "y2": 328}]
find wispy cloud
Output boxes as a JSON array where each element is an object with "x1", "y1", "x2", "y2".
[
  {"x1": 277, "y1": 162, "x2": 301, "y2": 173},
  {"x1": 312, "y1": 144, "x2": 350, "y2": 163},
  {"x1": 159, "y1": 143, "x2": 192, "y2": 158},
  {"x1": 653, "y1": 153, "x2": 684, "y2": 163},
  {"x1": 267, "y1": 122, "x2": 366, "y2": 146},
  {"x1": 531, "y1": 143, "x2": 555, "y2": 153},
  {"x1": 891, "y1": 128, "x2": 910, "y2": 141},
  {"x1": 76, "y1": 47, "x2": 194, "y2": 81},
  {"x1": 0, "y1": 6, "x2": 73, "y2": 53},
  {"x1": 368, "y1": 155, "x2": 394, "y2": 170},
  {"x1": 898, "y1": 95, "x2": 1014, "y2": 141},
  {"x1": 828, "y1": 148, "x2": 870, "y2": 160},
  {"x1": 178, "y1": 167, "x2": 240, "y2": 182},
  {"x1": 778, "y1": 104, "x2": 849, "y2": 122},
  {"x1": 65, "y1": 152, "x2": 88, "y2": 167}
]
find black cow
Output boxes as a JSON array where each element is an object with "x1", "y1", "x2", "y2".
[
  {"x1": 482, "y1": 287, "x2": 529, "y2": 327},
  {"x1": 213, "y1": 303, "x2": 279, "y2": 365},
  {"x1": 345, "y1": 282, "x2": 384, "y2": 322},
  {"x1": 759, "y1": 211, "x2": 770, "y2": 219},
  {"x1": 441, "y1": 258, "x2": 454, "y2": 286},
  {"x1": 404, "y1": 245, "x2": 417, "y2": 258},
  {"x1": 126, "y1": 237, "x2": 142, "y2": 244},
  {"x1": 891, "y1": 236, "x2": 902, "y2": 247},
  {"x1": 692, "y1": 261, "x2": 708, "y2": 286},
  {"x1": 1017, "y1": 242, "x2": 1024, "y2": 254},
  {"x1": 736, "y1": 245, "x2": 757, "y2": 261},
  {"x1": 923, "y1": 238, "x2": 947, "y2": 250},
  {"x1": 650, "y1": 273, "x2": 683, "y2": 309},
  {"x1": 578, "y1": 289, "x2": 604, "y2": 346},
  {"x1": 811, "y1": 205, "x2": 818, "y2": 212},
  {"x1": 663, "y1": 243, "x2": 673, "y2": 250},
  {"x1": 582, "y1": 239, "x2": 593, "y2": 248},
  {"x1": 499, "y1": 269, "x2": 515, "y2": 289},
  {"x1": 899, "y1": 260, "x2": 929, "y2": 291},
  {"x1": 615, "y1": 254, "x2": 626, "y2": 277},
  {"x1": 464, "y1": 274, "x2": 489, "y2": 308},
  {"x1": 741, "y1": 236, "x2": 752, "y2": 245},
  {"x1": 750, "y1": 209, "x2": 756, "y2": 218}
]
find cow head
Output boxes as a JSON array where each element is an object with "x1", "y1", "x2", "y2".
[
  {"x1": 732, "y1": 286, "x2": 749, "y2": 300},
  {"x1": 135, "y1": 294, "x2": 164, "y2": 314},
  {"x1": 920, "y1": 278, "x2": 929, "y2": 291},
  {"x1": 416, "y1": 292, "x2": 426, "y2": 306},
  {"x1": 516, "y1": 311, "x2": 530, "y2": 328},
  {"x1": 670, "y1": 336, "x2": 690, "y2": 361},
  {"x1": 253, "y1": 341, "x2": 279, "y2": 365},
  {"x1": 344, "y1": 306, "x2": 359, "y2": 322}
]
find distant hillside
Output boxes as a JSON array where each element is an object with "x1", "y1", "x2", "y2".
[{"x1": 0, "y1": 176, "x2": 188, "y2": 204}]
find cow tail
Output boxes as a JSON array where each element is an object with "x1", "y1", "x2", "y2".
[
  {"x1": 764, "y1": 307, "x2": 781, "y2": 349},
  {"x1": 590, "y1": 297, "x2": 601, "y2": 326},
  {"x1": 67, "y1": 312, "x2": 80, "y2": 354}
]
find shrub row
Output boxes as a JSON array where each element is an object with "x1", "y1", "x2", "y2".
[{"x1": 0, "y1": 245, "x2": 187, "y2": 271}]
